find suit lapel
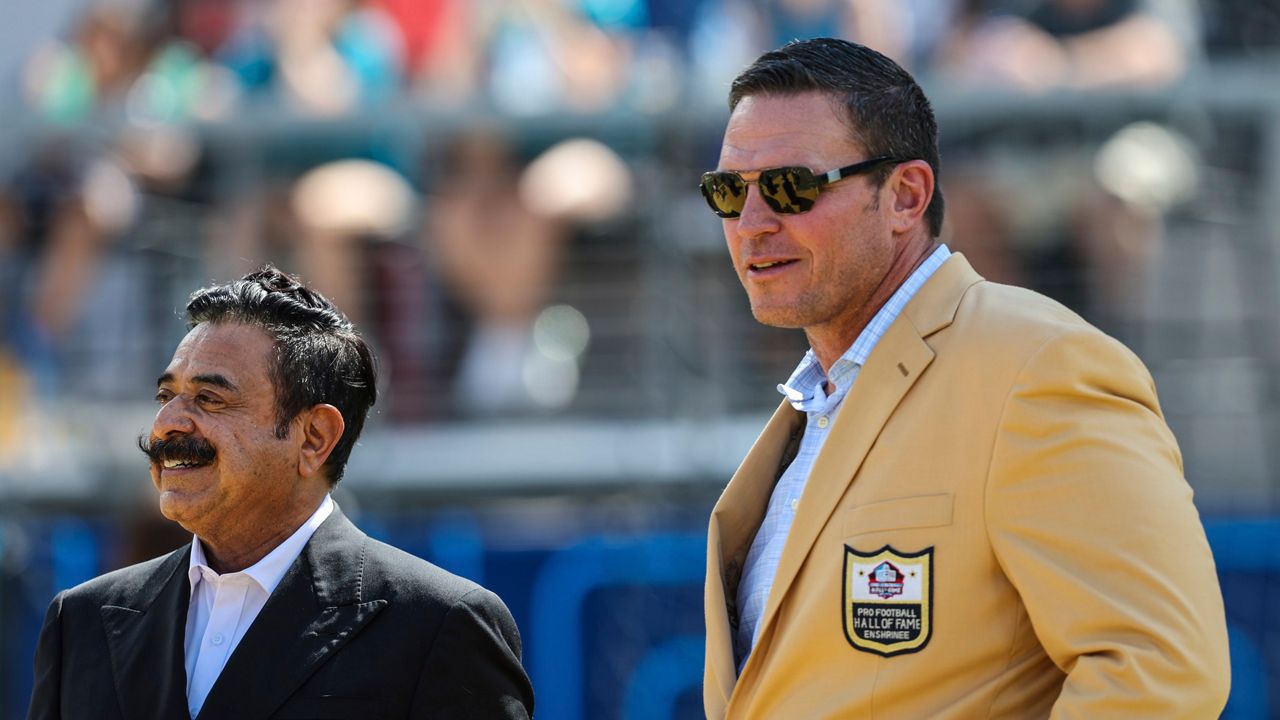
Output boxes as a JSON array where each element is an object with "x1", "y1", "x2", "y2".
[
  {"x1": 755, "y1": 320, "x2": 935, "y2": 640},
  {"x1": 744, "y1": 253, "x2": 983, "y2": 682},
  {"x1": 706, "y1": 403, "x2": 804, "y2": 711},
  {"x1": 712, "y1": 403, "x2": 806, "y2": 583},
  {"x1": 100, "y1": 548, "x2": 193, "y2": 720},
  {"x1": 195, "y1": 508, "x2": 387, "y2": 720}
]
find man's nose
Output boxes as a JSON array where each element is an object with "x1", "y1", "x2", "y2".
[
  {"x1": 734, "y1": 186, "x2": 781, "y2": 239},
  {"x1": 152, "y1": 396, "x2": 196, "y2": 439}
]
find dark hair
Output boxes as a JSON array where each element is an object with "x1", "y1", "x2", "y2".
[
  {"x1": 185, "y1": 266, "x2": 377, "y2": 485},
  {"x1": 729, "y1": 37, "x2": 944, "y2": 237}
]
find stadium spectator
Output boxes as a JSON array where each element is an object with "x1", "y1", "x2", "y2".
[
  {"x1": 934, "y1": 0, "x2": 1195, "y2": 91},
  {"x1": 21, "y1": 3, "x2": 156, "y2": 125},
  {"x1": 216, "y1": 0, "x2": 406, "y2": 115},
  {"x1": 931, "y1": 0, "x2": 1202, "y2": 325},
  {"x1": 421, "y1": 129, "x2": 571, "y2": 416},
  {"x1": 0, "y1": 142, "x2": 124, "y2": 397}
]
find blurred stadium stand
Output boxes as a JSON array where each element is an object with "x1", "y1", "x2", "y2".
[{"x1": 2, "y1": 0, "x2": 1280, "y2": 718}]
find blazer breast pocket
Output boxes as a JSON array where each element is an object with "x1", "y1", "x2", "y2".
[
  {"x1": 272, "y1": 695, "x2": 383, "y2": 720},
  {"x1": 843, "y1": 493, "x2": 954, "y2": 538}
]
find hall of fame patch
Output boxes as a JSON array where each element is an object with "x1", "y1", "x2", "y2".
[{"x1": 843, "y1": 545, "x2": 933, "y2": 656}]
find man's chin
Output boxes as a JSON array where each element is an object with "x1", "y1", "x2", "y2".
[
  {"x1": 156, "y1": 491, "x2": 208, "y2": 531},
  {"x1": 749, "y1": 304, "x2": 806, "y2": 329}
]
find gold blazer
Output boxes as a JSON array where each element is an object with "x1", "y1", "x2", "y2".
[{"x1": 704, "y1": 254, "x2": 1229, "y2": 719}]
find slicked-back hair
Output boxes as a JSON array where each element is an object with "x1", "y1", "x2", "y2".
[
  {"x1": 185, "y1": 266, "x2": 377, "y2": 486},
  {"x1": 729, "y1": 37, "x2": 944, "y2": 237}
]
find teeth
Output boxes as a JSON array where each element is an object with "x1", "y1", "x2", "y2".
[
  {"x1": 162, "y1": 459, "x2": 203, "y2": 469},
  {"x1": 753, "y1": 261, "x2": 780, "y2": 270}
]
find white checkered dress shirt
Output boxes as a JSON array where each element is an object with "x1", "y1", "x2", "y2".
[{"x1": 733, "y1": 244, "x2": 951, "y2": 671}]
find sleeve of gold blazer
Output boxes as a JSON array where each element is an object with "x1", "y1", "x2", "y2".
[{"x1": 985, "y1": 327, "x2": 1230, "y2": 717}]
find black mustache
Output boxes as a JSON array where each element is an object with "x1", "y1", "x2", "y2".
[{"x1": 138, "y1": 433, "x2": 217, "y2": 465}]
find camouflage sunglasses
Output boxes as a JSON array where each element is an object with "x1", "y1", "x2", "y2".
[{"x1": 699, "y1": 157, "x2": 903, "y2": 218}]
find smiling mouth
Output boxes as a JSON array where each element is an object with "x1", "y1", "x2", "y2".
[
  {"x1": 749, "y1": 259, "x2": 798, "y2": 271},
  {"x1": 140, "y1": 433, "x2": 216, "y2": 469},
  {"x1": 161, "y1": 459, "x2": 210, "y2": 470}
]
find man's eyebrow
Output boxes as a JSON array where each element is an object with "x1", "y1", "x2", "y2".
[
  {"x1": 194, "y1": 374, "x2": 239, "y2": 391},
  {"x1": 155, "y1": 372, "x2": 240, "y2": 392}
]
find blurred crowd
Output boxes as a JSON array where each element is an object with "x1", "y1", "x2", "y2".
[
  {"x1": 2, "y1": 0, "x2": 1276, "y2": 470},
  {"x1": 8, "y1": 0, "x2": 1223, "y2": 124}
]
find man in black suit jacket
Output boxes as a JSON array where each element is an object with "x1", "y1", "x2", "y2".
[{"x1": 28, "y1": 267, "x2": 534, "y2": 719}]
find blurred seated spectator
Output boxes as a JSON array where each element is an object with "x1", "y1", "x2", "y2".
[
  {"x1": 422, "y1": 129, "x2": 570, "y2": 416},
  {"x1": 420, "y1": 129, "x2": 630, "y2": 416},
  {"x1": 0, "y1": 143, "x2": 120, "y2": 392},
  {"x1": 382, "y1": 0, "x2": 480, "y2": 105},
  {"x1": 761, "y1": 0, "x2": 860, "y2": 48},
  {"x1": 473, "y1": 0, "x2": 633, "y2": 114},
  {"x1": 217, "y1": 0, "x2": 405, "y2": 115},
  {"x1": 688, "y1": 0, "x2": 766, "y2": 102},
  {"x1": 935, "y1": 0, "x2": 1196, "y2": 91},
  {"x1": 22, "y1": 2, "x2": 156, "y2": 125},
  {"x1": 23, "y1": 0, "x2": 241, "y2": 125},
  {"x1": 933, "y1": 0, "x2": 1202, "y2": 332},
  {"x1": 282, "y1": 159, "x2": 435, "y2": 421},
  {"x1": 290, "y1": 159, "x2": 418, "y2": 326},
  {"x1": 0, "y1": 346, "x2": 27, "y2": 467},
  {"x1": 687, "y1": 0, "x2": 919, "y2": 99},
  {"x1": 0, "y1": 124, "x2": 211, "y2": 424}
]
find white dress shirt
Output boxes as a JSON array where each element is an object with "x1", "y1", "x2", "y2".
[{"x1": 184, "y1": 495, "x2": 334, "y2": 718}]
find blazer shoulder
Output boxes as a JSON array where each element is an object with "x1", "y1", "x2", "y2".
[
  {"x1": 947, "y1": 280, "x2": 1156, "y2": 389},
  {"x1": 963, "y1": 280, "x2": 1089, "y2": 330},
  {"x1": 954, "y1": 281, "x2": 1118, "y2": 349},
  {"x1": 359, "y1": 537, "x2": 495, "y2": 609},
  {"x1": 58, "y1": 545, "x2": 188, "y2": 610}
]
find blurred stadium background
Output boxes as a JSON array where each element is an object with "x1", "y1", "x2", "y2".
[{"x1": 1, "y1": 0, "x2": 1278, "y2": 717}]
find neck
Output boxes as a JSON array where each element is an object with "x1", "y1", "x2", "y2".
[
  {"x1": 807, "y1": 239, "x2": 937, "y2": 374},
  {"x1": 198, "y1": 493, "x2": 325, "y2": 574}
]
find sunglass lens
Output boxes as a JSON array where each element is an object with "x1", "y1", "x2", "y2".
[
  {"x1": 701, "y1": 172, "x2": 746, "y2": 218},
  {"x1": 760, "y1": 168, "x2": 818, "y2": 214}
]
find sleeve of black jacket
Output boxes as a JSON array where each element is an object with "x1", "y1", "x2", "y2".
[
  {"x1": 27, "y1": 592, "x2": 65, "y2": 720},
  {"x1": 412, "y1": 586, "x2": 535, "y2": 719}
]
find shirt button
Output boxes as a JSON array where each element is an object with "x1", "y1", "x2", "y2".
[
  {"x1": 817, "y1": 416, "x2": 829, "y2": 429},
  {"x1": 790, "y1": 499, "x2": 799, "y2": 511},
  {"x1": 211, "y1": 633, "x2": 224, "y2": 646}
]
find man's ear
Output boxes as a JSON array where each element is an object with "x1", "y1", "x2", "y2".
[
  {"x1": 887, "y1": 160, "x2": 934, "y2": 233},
  {"x1": 297, "y1": 404, "x2": 345, "y2": 480}
]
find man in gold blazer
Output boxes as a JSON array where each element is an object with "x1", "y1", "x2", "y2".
[{"x1": 699, "y1": 38, "x2": 1230, "y2": 718}]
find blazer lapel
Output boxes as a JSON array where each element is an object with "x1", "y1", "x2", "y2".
[
  {"x1": 195, "y1": 508, "x2": 387, "y2": 720},
  {"x1": 100, "y1": 547, "x2": 193, "y2": 720},
  {"x1": 706, "y1": 403, "x2": 804, "y2": 711},
  {"x1": 745, "y1": 253, "x2": 983, "y2": 679}
]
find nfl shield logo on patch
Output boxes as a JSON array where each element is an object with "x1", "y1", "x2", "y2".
[{"x1": 843, "y1": 545, "x2": 933, "y2": 656}]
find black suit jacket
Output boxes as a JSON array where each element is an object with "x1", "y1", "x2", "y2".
[{"x1": 27, "y1": 507, "x2": 534, "y2": 719}]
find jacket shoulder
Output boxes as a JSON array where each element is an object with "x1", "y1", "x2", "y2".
[
  {"x1": 57, "y1": 546, "x2": 187, "y2": 609},
  {"x1": 959, "y1": 280, "x2": 1094, "y2": 337},
  {"x1": 358, "y1": 536, "x2": 494, "y2": 608},
  {"x1": 953, "y1": 281, "x2": 1135, "y2": 354},
  {"x1": 944, "y1": 280, "x2": 1163, "y2": 408}
]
